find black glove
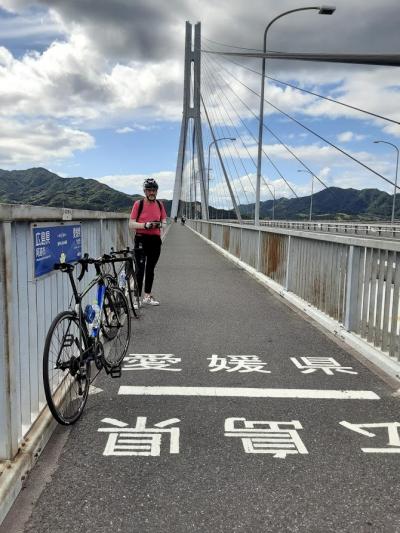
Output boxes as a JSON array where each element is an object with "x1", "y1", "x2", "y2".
[{"x1": 144, "y1": 222, "x2": 154, "y2": 229}]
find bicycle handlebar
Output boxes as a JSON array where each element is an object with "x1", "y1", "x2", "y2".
[
  {"x1": 54, "y1": 253, "x2": 128, "y2": 281},
  {"x1": 109, "y1": 247, "x2": 132, "y2": 256}
]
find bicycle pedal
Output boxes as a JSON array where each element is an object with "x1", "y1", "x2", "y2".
[{"x1": 110, "y1": 365, "x2": 122, "y2": 378}]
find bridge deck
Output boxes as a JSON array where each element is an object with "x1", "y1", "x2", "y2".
[{"x1": 2, "y1": 223, "x2": 400, "y2": 532}]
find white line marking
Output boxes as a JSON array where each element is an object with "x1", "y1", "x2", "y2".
[
  {"x1": 118, "y1": 386, "x2": 379, "y2": 400},
  {"x1": 89, "y1": 385, "x2": 103, "y2": 395},
  {"x1": 362, "y1": 448, "x2": 400, "y2": 453}
]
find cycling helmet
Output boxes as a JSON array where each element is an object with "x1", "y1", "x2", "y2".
[{"x1": 143, "y1": 177, "x2": 159, "y2": 190}]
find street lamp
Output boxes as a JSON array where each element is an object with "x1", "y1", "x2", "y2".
[
  {"x1": 207, "y1": 137, "x2": 236, "y2": 217},
  {"x1": 255, "y1": 5, "x2": 336, "y2": 225},
  {"x1": 373, "y1": 140, "x2": 399, "y2": 224},
  {"x1": 298, "y1": 169, "x2": 315, "y2": 221},
  {"x1": 266, "y1": 182, "x2": 276, "y2": 220}
]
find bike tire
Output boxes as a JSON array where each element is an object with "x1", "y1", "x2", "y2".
[
  {"x1": 126, "y1": 269, "x2": 140, "y2": 318},
  {"x1": 101, "y1": 286, "x2": 120, "y2": 341},
  {"x1": 101, "y1": 287, "x2": 131, "y2": 367},
  {"x1": 43, "y1": 311, "x2": 90, "y2": 425}
]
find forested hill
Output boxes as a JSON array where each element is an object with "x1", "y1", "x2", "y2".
[
  {"x1": 0, "y1": 167, "x2": 147, "y2": 212},
  {"x1": 0, "y1": 167, "x2": 396, "y2": 220},
  {"x1": 253, "y1": 186, "x2": 396, "y2": 220}
]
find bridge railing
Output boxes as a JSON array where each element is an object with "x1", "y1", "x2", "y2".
[
  {"x1": 190, "y1": 220, "x2": 400, "y2": 367},
  {"x1": 214, "y1": 219, "x2": 400, "y2": 238},
  {"x1": 0, "y1": 204, "x2": 133, "y2": 460}
]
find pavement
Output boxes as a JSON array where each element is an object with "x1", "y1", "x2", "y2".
[{"x1": 2, "y1": 223, "x2": 400, "y2": 533}]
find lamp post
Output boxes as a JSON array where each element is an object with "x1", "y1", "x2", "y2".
[
  {"x1": 373, "y1": 140, "x2": 399, "y2": 224},
  {"x1": 255, "y1": 5, "x2": 336, "y2": 226},
  {"x1": 298, "y1": 169, "x2": 315, "y2": 221},
  {"x1": 268, "y1": 182, "x2": 276, "y2": 220},
  {"x1": 207, "y1": 137, "x2": 236, "y2": 217}
]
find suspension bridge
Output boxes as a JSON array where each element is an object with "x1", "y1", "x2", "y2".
[{"x1": 1, "y1": 20, "x2": 400, "y2": 533}]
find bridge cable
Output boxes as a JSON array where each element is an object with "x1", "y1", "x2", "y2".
[
  {"x1": 200, "y1": 87, "x2": 236, "y2": 215},
  {"x1": 203, "y1": 53, "x2": 298, "y2": 198},
  {"x1": 203, "y1": 57, "x2": 273, "y2": 208},
  {"x1": 219, "y1": 54, "x2": 400, "y2": 126},
  {"x1": 201, "y1": 93, "x2": 243, "y2": 219},
  {"x1": 206, "y1": 53, "x2": 330, "y2": 191},
  {"x1": 201, "y1": 71, "x2": 250, "y2": 209},
  {"x1": 209, "y1": 54, "x2": 399, "y2": 190},
  {"x1": 202, "y1": 61, "x2": 256, "y2": 207}
]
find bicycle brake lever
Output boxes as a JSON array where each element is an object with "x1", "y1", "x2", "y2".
[{"x1": 77, "y1": 253, "x2": 89, "y2": 281}]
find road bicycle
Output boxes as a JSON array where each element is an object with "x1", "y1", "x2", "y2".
[
  {"x1": 42, "y1": 256, "x2": 131, "y2": 425},
  {"x1": 106, "y1": 247, "x2": 141, "y2": 318}
]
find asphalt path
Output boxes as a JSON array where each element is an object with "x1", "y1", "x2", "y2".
[{"x1": 2, "y1": 223, "x2": 400, "y2": 533}]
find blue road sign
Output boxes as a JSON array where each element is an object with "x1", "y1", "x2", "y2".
[{"x1": 33, "y1": 224, "x2": 82, "y2": 277}]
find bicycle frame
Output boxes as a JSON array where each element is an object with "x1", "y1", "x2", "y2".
[{"x1": 62, "y1": 260, "x2": 122, "y2": 367}]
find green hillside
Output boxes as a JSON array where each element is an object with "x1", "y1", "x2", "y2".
[
  {"x1": 0, "y1": 167, "x2": 397, "y2": 221},
  {"x1": 0, "y1": 167, "x2": 142, "y2": 212}
]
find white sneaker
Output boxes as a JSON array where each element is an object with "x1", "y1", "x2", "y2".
[
  {"x1": 133, "y1": 299, "x2": 141, "y2": 310},
  {"x1": 142, "y1": 295, "x2": 160, "y2": 306}
]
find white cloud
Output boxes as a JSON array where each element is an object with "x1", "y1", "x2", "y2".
[
  {"x1": 337, "y1": 131, "x2": 354, "y2": 142},
  {"x1": 96, "y1": 171, "x2": 175, "y2": 199},
  {"x1": 0, "y1": 30, "x2": 183, "y2": 125},
  {"x1": 0, "y1": 118, "x2": 94, "y2": 166},
  {"x1": 116, "y1": 127, "x2": 134, "y2": 134},
  {"x1": 0, "y1": 0, "x2": 399, "y2": 185}
]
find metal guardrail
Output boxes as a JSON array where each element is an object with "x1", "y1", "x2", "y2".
[
  {"x1": 190, "y1": 220, "x2": 400, "y2": 367},
  {"x1": 0, "y1": 204, "x2": 133, "y2": 461},
  {"x1": 214, "y1": 219, "x2": 400, "y2": 238}
]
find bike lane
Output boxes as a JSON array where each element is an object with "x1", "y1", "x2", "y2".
[{"x1": 4, "y1": 223, "x2": 400, "y2": 533}]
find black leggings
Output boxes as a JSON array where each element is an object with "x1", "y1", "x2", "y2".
[{"x1": 134, "y1": 235, "x2": 162, "y2": 295}]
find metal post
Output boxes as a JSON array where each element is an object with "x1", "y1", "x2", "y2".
[
  {"x1": 171, "y1": 21, "x2": 192, "y2": 219},
  {"x1": 193, "y1": 22, "x2": 208, "y2": 220},
  {"x1": 374, "y1": 140, "x2": 399, "y2": 224},
  {"x1": 207, "y1": 142, "x2": 212, "y2": 217},
  {"x1": 256, "y1": 6, "x2": 335, "y2": 225},
  {"x1": 207, "y1": 137, "x2": 236, "y2": 221},
  {"x1": 309, "y1": 174, "x2": 314, "y2": 221},
  {"x1": 202, "y1": 99, "x2": 243, "y2": 223},
  {"x1": 271, "y1": 183, "x2": 275, "y2": 220},
  {"x1": 394, "y1": 148, "x2": 399, "y2": 223},
  {"x1": 285, "y1": 235, "x2": 292, "y2": 290},
  {"x1": 0, "y1": 222, "x2": 20, "y2": 459},
  {"x1": 344, "y1": 245, "x2": 362, "y2": 332}
]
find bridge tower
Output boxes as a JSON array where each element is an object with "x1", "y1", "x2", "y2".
[{"x1": 171, "y1": 22, "x2": 208, "y2": 220}]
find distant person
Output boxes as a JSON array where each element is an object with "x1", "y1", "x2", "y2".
[
  {"x1": 181, "y1": 215, "x2": 186, "y2": 225},
  {"x1": 128, "y1": 178, "x2": 167, "y2": 306},
  {"x1": 174, "y1": 216, "x2": 178, "y2": 223}
]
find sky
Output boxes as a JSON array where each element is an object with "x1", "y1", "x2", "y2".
[{"x1": 0, "y1": 0, "x2": 399, "y2": 205}]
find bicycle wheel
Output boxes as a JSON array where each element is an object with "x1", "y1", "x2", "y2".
[
  {"x1": 43, "y1": 311, "x2": 91, "y2": 425},
  {"x1": 126, "y1": 268, "x2": 140, "y2": 318},
  {"x1": 101, "y1": 286, "x2": 120, "y2": 341},
  {"x1": 101, "y1": 287, "x2": 131, "y2": 367}
]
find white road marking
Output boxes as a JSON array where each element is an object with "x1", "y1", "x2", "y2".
[
  {"x1": 89, "y1": 385, "x2": 103, "y2": 395},
  {"x1": 118, "y1": 386, "x2": 379, "y2": 400}
]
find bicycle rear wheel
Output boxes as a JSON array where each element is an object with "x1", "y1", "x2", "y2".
[
  {"x1": 101, "y1": 287, "x2": 131, "y2": 367},
  {"x1": 126, "y1": 268, "x2": 140, "y2": 318},
  {"x1": 43, "y1": 311, "x2": 90, "y2": 425}
]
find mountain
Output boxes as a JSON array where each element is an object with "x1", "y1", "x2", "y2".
[
  {"x1": 0, "y1": 168, "x2": 397, "y2": 221},
  {"x1": 239, "y1": 186, "x2": 397, "y2": 221},
  {"x1": 0, "y1": 167, "x2": 172, "y2": 214}
]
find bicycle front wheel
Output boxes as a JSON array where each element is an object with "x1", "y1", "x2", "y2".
[
  {"x1": 101, "y1": 287, "x2": 131, "y2": 367},
  {"x1": 43, "y1": 311, "x2": 91, "y2": 425}
]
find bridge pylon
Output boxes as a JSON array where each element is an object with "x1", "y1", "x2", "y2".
[{"x1": 171, "y1": 22, "x2": 208, "y2": 220}]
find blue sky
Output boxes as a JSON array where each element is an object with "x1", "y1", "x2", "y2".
[{"x1": 0, "y1": 0, "x2": 399, "y2": 205}]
